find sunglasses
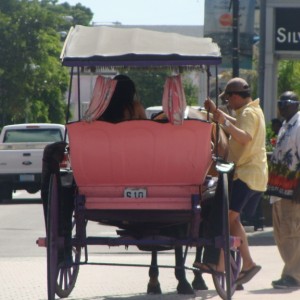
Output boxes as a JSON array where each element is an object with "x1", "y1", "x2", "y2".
[{"x1": 277, "y1": 99, "x2": 299, "y2": 108}]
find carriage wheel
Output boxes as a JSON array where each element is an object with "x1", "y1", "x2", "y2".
[
  {"x1": 47, "y1": 174, "x2": 60, "y2": 300},
  {"x1": 212, "y1": 169, "x2": 241, "y2": 300},
  {"x1": 55, "y1": 216, "x2": 81, "y2": 298},
  {"x1": 212, "y1": 250, "x2": 241, "y2": 300},
  {"x1": 47, "y1": 174, "x2": 81, "y2": 299}
]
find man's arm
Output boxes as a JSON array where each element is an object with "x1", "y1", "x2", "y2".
[{"x1": 220, "y1": 119, "x2": 252, "y2": 145}]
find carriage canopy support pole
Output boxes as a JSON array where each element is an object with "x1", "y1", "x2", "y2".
[
  {"x1": 65, "y1": 66, "x2": 74, "y2": 140},
  {"x1": 77, "y1": 66, "x2": 81, "y2": 120},
  {"x1": 206, "y1": 66, "x2": 211, "y2": 121},
  {"x1": 232, "y1": 0, "x2": 240, "y2": 77},
  {"x1": 215, "y1": 65, "x2": 220, "y2": 159}
]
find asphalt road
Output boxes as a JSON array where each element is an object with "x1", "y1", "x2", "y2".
[
  {"x1": 0, "y1": 191, "x2": 133, "y2": 257},
  {"x1": 1, "y1": 191, "x2": 300, "y2": 300}
]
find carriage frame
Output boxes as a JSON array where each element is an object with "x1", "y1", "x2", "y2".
[{"x1": 37, "y1": 25, "x2": 241, "y2": 300}]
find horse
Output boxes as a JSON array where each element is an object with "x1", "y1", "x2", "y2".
[{"x1": 146, "y1": 107, "x2": 229, "y2": 294}]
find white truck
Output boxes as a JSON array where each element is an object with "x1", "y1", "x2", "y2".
[{"x1": 0, "y1": 123, "x2": 65, "y2": 201}]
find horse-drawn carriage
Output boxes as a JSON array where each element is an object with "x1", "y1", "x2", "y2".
[{"x1": 37, "y1": 25, "x2": 241, "y2": 300}]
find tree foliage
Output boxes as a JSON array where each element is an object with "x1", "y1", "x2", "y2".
[
  {"x1": 0, "y1": 0, "x2": 92, "y2": 126},
  {"x1": 182, "y1": 75, "x2": 199, "y2": 106},
  {"x1": 277, "y1": 60, "x2": 300, "y2": 97},
  {"x1": 123, "y1": 69, "x2": 171, "y2": 108},
  {"x1": 121, "y1": 69, "x2": 199, "y2": 108}
]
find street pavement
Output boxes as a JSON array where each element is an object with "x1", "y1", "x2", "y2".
[
  {"x1": 2, "y1": 227, "x2": 300, "y2": 299},
  {"x1": 1, "y1": 197, "x2": 300, "y2": 299}
]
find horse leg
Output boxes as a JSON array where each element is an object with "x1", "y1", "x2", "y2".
[
  {"x1": 192, "y1": 246, "x2": 208, "y2": 290},
  {"x1": 147, "y1": 250, "x2": 162, "y2": 294},
  {"x1": 175, "y1": 246, "x2": 194, "y2": 294}
]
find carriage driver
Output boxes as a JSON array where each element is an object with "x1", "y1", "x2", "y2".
[{"x1": 195, "y1": 77, "x2": 268, "y2": 287}]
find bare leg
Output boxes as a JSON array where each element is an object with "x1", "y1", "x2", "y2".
[{"x1": 229, "y1": 210, "x2": 255, "y2": 271}]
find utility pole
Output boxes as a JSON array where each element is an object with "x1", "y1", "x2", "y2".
[
  {"x1": 232, "y1": 0, "x2": 240, "y2": 77},
  {"x1": 258, "y1": 0, "x2": 266, "y2": 110}
]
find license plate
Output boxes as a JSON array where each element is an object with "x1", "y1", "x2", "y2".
[
  {"x1": 19, "y1": 174, "x2": 35, "y2": 182},
  {"x1": 124, "y1": 188, "x2": 147, "y2": 198}
]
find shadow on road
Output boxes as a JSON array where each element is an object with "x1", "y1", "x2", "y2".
[{"x1": 0, "y1": 199, "x2": 42, "y2": 205}]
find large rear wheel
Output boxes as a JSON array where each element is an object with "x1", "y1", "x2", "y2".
[
  {"x1": 213, "y1": 164, "x2": 240, "y2": 300},
  {"x1": 47, "y1": 174, "x2": 80, "y2": 299},
  {"x1": 47, "y1": 174, "x2": 60, "y2": 300},
  {"x1": 212, "y1": 250, "x2": 241, "y2": 300},
  {"x1": 55, "y1": 215, "x2": 81, "y2": 298}
]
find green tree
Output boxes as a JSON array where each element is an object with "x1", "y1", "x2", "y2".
[
  {"x1": 122, "y1": 69, "x2": 199, "y2": 108},
  {"x1": 0, "y1": 0, "x2": 92, "y2": 126},
  {"x1": 124, "y1": 69, "x2": 171, "y2": 108},
  {"x1": 44, "y1": 0, "x2": 93, "y2": 29},
  {"x1": 278, "y1": 60, "x2": 300, "y2": 96},
  {"x1": 182, "y1": 75, "x2": 199, "y2": 105}
]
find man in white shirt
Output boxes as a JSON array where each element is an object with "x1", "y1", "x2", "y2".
[{"x1": 268, "y1": 91, "x2": 300, "y2": 289}]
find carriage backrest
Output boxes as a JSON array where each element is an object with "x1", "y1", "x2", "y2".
[{"x1": 67, "y1": 120, "x2": 213, "y2": 190}]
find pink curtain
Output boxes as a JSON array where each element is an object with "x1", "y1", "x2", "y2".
[
  {"x1": 82, "y1": 75, "x2": 117, "y2": 122},
  {"x1": 162, "y1": 74, "x2": 186, "y2": 125}
]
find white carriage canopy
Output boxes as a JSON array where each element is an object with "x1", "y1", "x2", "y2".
[
  {"x1": 60, "y1": 25, "x2": 222, "y2": 68},
  {"x1": 61, "y1": 25, "x2": 222, "y2": 123}
]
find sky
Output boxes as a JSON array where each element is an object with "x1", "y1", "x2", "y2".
[{"x1": 57, "y1": 0, "x2": 205, "y2": 25}]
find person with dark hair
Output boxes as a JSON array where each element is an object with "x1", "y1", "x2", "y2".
[
  {"x1": 41, "y1": 75, "x2": 146, "y2": 264},
  {"x1": 99, "y1": 74, "x2": 146, "y2": 122},
  {"x1": 267, "y1": 91, "x2": 300, "y2": 289},
  {"x1": 271, "y1": 118, "x2": 282, "y2": 136},
  {"x1": 218, "y1": 87, "x2": 236, "y2": 118},
  {"x1": 199, "y1": 77, "x2": 267, "y2": 286}
]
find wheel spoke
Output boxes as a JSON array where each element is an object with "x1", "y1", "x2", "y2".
[{"x1": 55, "y1": 237, "x2": 81, "y2": 297}]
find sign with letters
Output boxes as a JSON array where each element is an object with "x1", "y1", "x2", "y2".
[
  {"x1": 275, "y1": 8, "x2": 300, "y2": 51},
  {"x1": 204, "y1": 0, "x2": 255, "y2": 69}
]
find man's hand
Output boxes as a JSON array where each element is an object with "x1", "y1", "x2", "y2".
[
  {"x1": 204, "y1": 98, "x2": 216, "y2": 113},
  {"x1": 212, "y1": 109, "x2": 227, "y2": 125}
]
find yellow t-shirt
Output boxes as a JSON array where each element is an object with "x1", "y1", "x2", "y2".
[{"x1": 228, "y1": 99, "x2": 268, "y2": 192}]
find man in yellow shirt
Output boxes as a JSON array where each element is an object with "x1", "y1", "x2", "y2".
[{"x1": 204, "y1": 77, "x2": 268, "y2": 286}]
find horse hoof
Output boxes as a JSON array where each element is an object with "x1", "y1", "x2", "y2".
[
  {"x1": 147, "y1": 283, "x2": 162, "y2": 294},
  {"x1": 177, "y1": 280, "x2": 195, "y2": 295},
  {"x1": 192, "y1": 275, "x2": 208, "y2": 290}
]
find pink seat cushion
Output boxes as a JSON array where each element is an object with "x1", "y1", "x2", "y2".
[{"x1": 67, "y1": 120, "x2": 213, "y2": 209}]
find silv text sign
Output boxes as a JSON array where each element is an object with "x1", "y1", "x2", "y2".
[{"x1": 275, "y1": 7, "x2": 300, "y2": 51}]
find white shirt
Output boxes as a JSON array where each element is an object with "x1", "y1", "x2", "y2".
[{"x1": 269, "y1": 111, "x2": 300, "y2": 201}]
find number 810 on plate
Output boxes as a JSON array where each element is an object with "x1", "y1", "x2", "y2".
[{"x1": 124, "y1": 187, "x2": 147, "y2": 198}]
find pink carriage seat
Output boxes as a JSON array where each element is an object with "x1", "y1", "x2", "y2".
[{"x1": 67, "y1": 120, "x2": 213, "y2": 210}]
